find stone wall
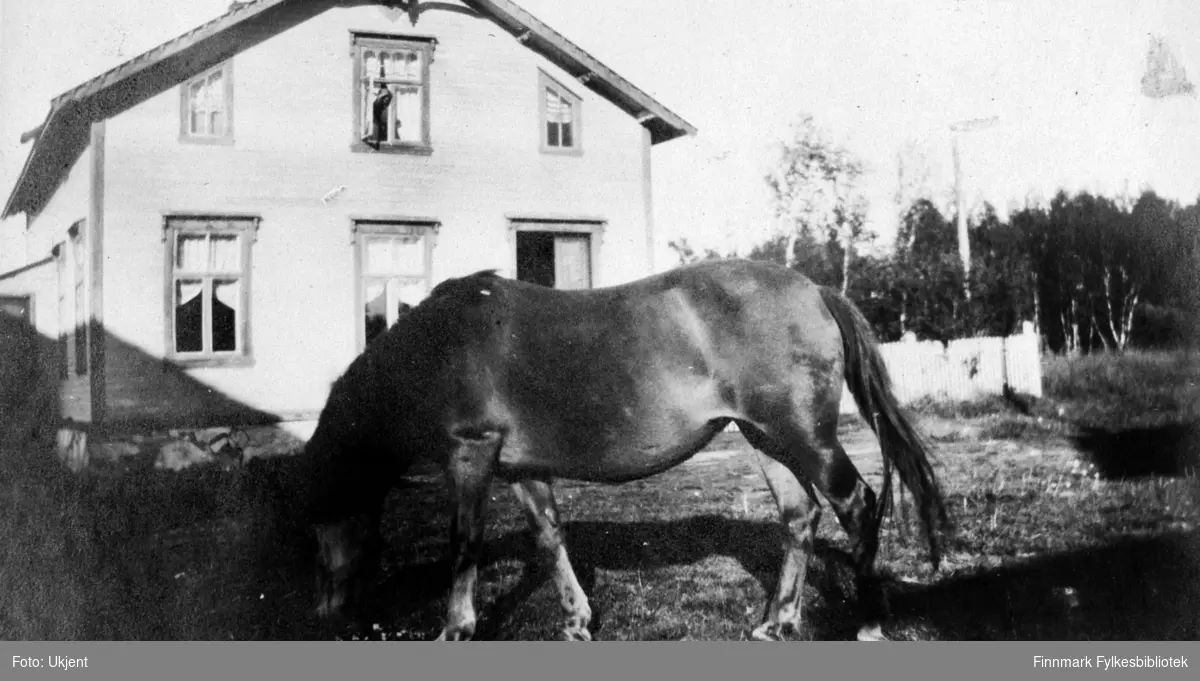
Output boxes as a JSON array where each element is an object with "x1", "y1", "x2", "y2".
[{"x1": 83, "y1": 421, "x2": 315, "y2": 473}]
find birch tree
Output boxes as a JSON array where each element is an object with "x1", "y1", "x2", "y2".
[{"x1": 764, "y1": 114, "x2": 869, "y2": 294}]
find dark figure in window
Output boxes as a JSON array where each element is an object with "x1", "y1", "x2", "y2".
[{"x1": 364, "y1": 82, "x2": 393, "y2": 148}]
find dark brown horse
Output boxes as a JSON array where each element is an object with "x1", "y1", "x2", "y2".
[{"x1": 301, "y1": 258, "x2": 949, "y2": 641}]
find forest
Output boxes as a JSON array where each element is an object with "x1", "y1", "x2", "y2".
[{"x1": 670, "y1": 117, "x2": 1199, "y2": 354}]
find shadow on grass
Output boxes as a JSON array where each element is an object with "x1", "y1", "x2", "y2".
[
  {"x1": 887, "y1": 530, "x2": 1200, "y2": 640},
  {"x1": 362, "y1": 517, "x2": 1200, "y2": 642},
  {"x1": 0, "y1": 314, "x2": 183, "y2": 640},
  {"x1": 10, "y1": 455, "x2": 1198, "y2": 642},
  {"x1": 360, "y1": 514, "x2": 871, "y2": 641},
  {"x1": 0, "y1": 298, "x2": 333, "y2": 640},
  {"x1": 1074, "y1": 423, "x2": 1200, "y2": 479},
  {"x1": 184, "y1": 479, "x2": 1200, "y2": 642},
  {"x1": 557, "y1": 516, "x2": 865, "y2": 641}
]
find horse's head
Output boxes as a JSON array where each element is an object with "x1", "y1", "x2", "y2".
[
  {"x1": 303, "y1": 359, "x2": 378, "y2": 619},
  {"x1": 302, "y1": 303, "x2": 445, "y2": 621}
]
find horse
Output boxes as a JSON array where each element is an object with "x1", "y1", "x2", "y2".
[{"x1": 299, "y1": 258, "x2": 949, "y2": 641}]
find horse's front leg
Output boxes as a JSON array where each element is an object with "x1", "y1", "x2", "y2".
[
  {"x1": 312, "y1": 513, "x2": 379, "y2": 620},
  {"x1": 436, "y1": 432, "x2": 501, "y2": 641}
]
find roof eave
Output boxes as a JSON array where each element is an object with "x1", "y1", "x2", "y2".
[
  {"x1": 466, "y1": 0, "x2": 696, "y2": 144},
  {"x1": 2, "y1": 108, "x2": 64, "y2": 220},
  {"x1": 4, "y1": 0, "x2": 333, "y2": 221}
]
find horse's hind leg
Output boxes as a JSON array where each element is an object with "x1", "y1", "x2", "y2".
[
  {"x1": 436, "y1": 432, "x2": 502, "y2": 641},
  {"x1": 797, "y1": 429, "x2": 889, "y2": 640},
  {"x1": 746, "y1": 450, "x2": 821, "y2": 641},
  {"x1": 511, "y1": 479, "x2": 592, "y2": 641},
  {"x1": 741, "y1": 411, "x2": 887, "y2": 640}
]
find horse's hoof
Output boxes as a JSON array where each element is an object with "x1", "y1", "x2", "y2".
[
  {"x1": 562, "y1": 627, "x2": 592, "y2": 641},
  {"x1": 750, "y1": 624, "x2": 782, "y2": 641},
  {"x1": 856, "y1": 624, "x2": 888, "y2": 641},
  {"x1": 315, "y1": 596, "x2": 342, "y2": 619},
  {"x1": 435, "y1": 627, "x2": 473, "y2": 641},
  {"x1": 752, "y1": 619, "x2": 803, "y2": 641}
]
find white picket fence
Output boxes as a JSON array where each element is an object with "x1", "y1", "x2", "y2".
[{"x1": 839, "y1": 322, "x2": 1043, "y2": 414}]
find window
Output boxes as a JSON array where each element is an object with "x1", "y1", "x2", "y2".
[
  {"x1": 179, "y1": 62, "x2": 234, "y2": 144},
  {"x1": 69, "y1": 221, "x2": 88, "y2": 376},
  {"x1": 164, "y1": 216, "x2": 257, "y2": 366},
  {"x1": 53, "y1": 241, "x2": 69, "y2": 376},
  {"x1": 352, "y1": 220, "x2": 436, "y2": 349},
  {"x1": 351, "y1": 33, "x2": 435, "y2": 153},
  {"x1": 0, "y1": 295, "x2": 32, "y2": 324},
  {"x1": 539, "y1": 70, "x2": 582, "y2": 154}
]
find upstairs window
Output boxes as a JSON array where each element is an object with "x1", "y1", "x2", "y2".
[
  {"x1": 539, "y1": 70, "x2": 582, "y2": 154},
  {"x1": 352, "y1": 33, "x2": 435, "y2": 153},
  {"x1": 179, "y1": 62, "x2": 234, "y2": 144}
]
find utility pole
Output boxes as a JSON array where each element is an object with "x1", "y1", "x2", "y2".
[{"x1": 949, "y1": 116, "x2": 999, "y2": 303}]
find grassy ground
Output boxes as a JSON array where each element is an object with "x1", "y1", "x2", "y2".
[{"x1": 2, "y1": 348, "x2": 1198, "y2": 641}]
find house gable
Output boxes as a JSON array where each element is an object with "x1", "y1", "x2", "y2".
[{"x1": 3, "y1": 0, "x2": 695, "y2": 220}]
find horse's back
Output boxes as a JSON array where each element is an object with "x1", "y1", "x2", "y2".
[{"x1": 419, "y1": 260, "x2": 842, "y2": 481}]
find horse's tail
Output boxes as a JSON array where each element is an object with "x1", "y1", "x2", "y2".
[{"x1": 818, "y1": 286, "x2": 950, "y2": 571}]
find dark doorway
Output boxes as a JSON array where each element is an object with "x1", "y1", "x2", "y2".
[
  {"x1": 515, "y1": 231, "x2": 591, "y2": 290},
  {"x1": 516, "y1": 232, "x2": 556, "y2": 288}
]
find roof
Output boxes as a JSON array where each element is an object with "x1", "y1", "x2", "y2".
[{"x1": 3, "y1": 0, "x2": 697, "y2": 220}]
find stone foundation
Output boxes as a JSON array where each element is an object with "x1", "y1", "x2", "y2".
[{"x1": 60, "y1": 420, "x2": 317, "y2": 473}]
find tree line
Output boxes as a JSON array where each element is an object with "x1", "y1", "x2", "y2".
[{"x1": 670, "y1": 117, "x2": 1199, "y2": 354}]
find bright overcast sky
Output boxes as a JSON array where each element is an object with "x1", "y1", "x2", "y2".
[{"x1": 3, "y1": 0, "x2": 1198, "y2": 269}]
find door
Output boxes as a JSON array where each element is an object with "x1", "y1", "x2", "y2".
[{"x1": 552, "y1": 234, "x2": 591, "y2": 290}]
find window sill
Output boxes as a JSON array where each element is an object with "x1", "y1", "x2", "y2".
[
  {"x1": 539, "y1": 146, "x2": 583, "y2": 157},
  {"x1": 179, "y1": 134, "x2": 236, "y2": 146},
  {"x1": 165, "y1": 354, "x2": 255, "y2": 369},
  {"x1": 351, "y1": 142, "x2": 434, "y2": 156}
]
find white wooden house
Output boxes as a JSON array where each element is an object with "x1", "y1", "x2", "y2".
[{"x1": 0, "y1": 0, "x2": 695, "y2": 462}]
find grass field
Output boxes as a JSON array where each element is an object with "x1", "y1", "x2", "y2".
[{"x1": 2, "y1": 349, "x2": 1198, "y2": 641}]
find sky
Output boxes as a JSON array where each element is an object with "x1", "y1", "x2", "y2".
[{"x1": 2, "y1": 0, "x2": 1198, "y2": 269}]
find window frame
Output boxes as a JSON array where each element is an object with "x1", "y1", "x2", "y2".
[
  {"x1": 178, "y1": 61, "x2": 235, "y2": 145},
  {"x1": 162, "y1": 214, "x2": 259, "y2": 368},
  {"x1": 538, "y1": 70, "x2": 583, "y2": 156},
  {"x1": 349, "y1": 32, "x2": 437, "y2": 155},
  {"x1": 351, "y1": 217, "x2": 439, "y2": 352}
]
